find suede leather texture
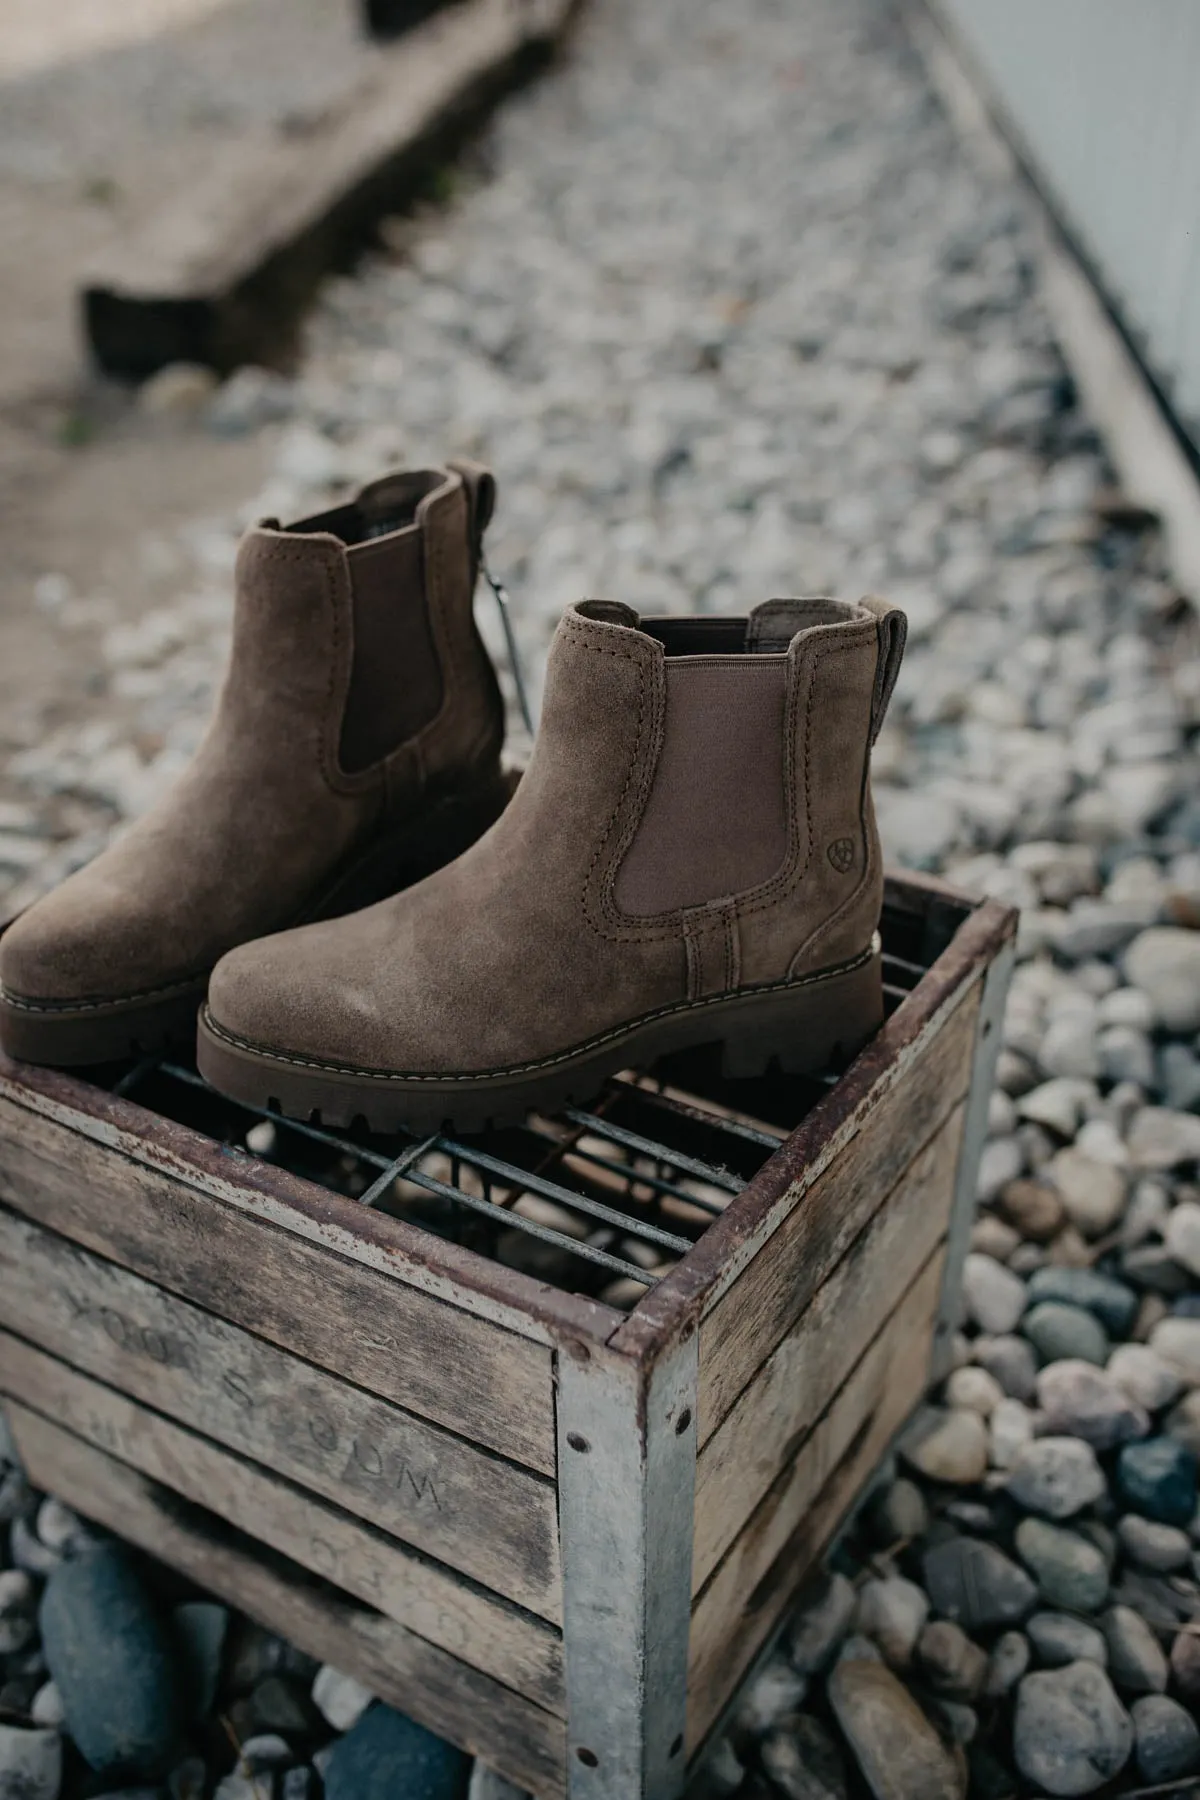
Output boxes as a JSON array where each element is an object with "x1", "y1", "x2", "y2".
[
  {"x1": 0, "y1": 466, "x2": 504, "y2": 1006},
  {"x1": 205, "y1": 595, "x2": 904, "y2": 1076}
]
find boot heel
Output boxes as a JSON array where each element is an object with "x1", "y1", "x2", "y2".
[{"x1": 719, "y1": 946, "x2": 884, "y2": 1081}]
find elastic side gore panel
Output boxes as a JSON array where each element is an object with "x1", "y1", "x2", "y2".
[
  {"x1": 340, "y1": 527, "x2": 443, "y2": 773},
  {"x1": 614, "y1": 659, "x2": 789, "y2": 915}
]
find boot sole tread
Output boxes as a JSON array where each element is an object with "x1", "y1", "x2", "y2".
[{"x1": 196, "y1": 941, "x2": 884, "y2": 1136}]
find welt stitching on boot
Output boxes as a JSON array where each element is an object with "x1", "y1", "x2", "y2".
[
  {"x1": 0, "y1": 465, "x2": 509, "y2": 1068},
  {"x1": 196, "y1": 593, "x2": 907, "y2": 1134}
]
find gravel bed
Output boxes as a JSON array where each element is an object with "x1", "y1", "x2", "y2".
[{"x1": 3, "y1": 0, "x2": 1200, "y2": 1794}]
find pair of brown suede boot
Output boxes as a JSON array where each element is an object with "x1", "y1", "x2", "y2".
[{"x1": 0, "y1": 462, "x2": 906, "y2": 1134}]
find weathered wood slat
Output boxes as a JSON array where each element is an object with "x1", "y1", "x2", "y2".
[
  {"x1": 0, "y1": 1210, "x2": 562, "y2": 1622},
  {"x1": 0, "y1": 1062, "x2": 618, "y2": 1352},
  {"x1": 693, "y1": 1106, "x2": 964, "y2": 1588},
  {"x1": 696, "y1": 983, "x2": 978, "y2": 1442},
  {"x1": 5, "y1": 1402, "x2": 565, "y2": 1800},
  {"x1": 687, "y1": 1250, "x2": 945, "y2": 1747},
  {"x1": 0, "y1": 1332, "x2": 562, "y2": 1713},
  {"x1": 0, "y1": 1093, "x2": 557, "y2": 1472}
]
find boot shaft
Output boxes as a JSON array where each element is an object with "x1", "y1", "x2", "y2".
[{"x1": 220, "y1": 462, "x2": 504, "y2": 802}]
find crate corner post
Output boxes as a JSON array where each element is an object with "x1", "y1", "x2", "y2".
[
  {"x1": 556, "y1": 1323, "x2": 699, "y2": 1800},
  {"x1": 930, "y1": 904, "x2": 1017, "y2": 1385}
]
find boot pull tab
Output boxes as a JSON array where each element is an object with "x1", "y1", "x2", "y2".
[
  {"x1": 448, "y1": 457, "x2": 496, "y2": 556},
  {"x1": 859, "y1": 595, "x2": 907, "y2": 744}
]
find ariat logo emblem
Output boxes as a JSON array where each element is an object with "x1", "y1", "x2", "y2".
[{"x1": 827, "y1": 836, "x2": 855, "y2": 874}]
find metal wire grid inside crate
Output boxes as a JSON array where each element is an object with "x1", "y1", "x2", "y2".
[{"x1": 104, "y1": 945, "x2": 926, "y2": 1305}]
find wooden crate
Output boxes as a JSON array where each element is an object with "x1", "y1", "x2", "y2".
[{"x1": 0, "y1": 873, "x2": 1014, "y2": 1800}]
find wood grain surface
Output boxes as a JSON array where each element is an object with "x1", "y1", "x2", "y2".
[
  {"x1": 0, "y1": 1094, "x2": 557, "y2": 1472},
  {"x1": 0, "y1": 1209, "x2": 562, "y2": 1621}
]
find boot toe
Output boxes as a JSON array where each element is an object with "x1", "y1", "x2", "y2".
[
  {"x1": 0, "y1": 877, "x2": 180, "y2": 1004},
  {"x1": 206, "y1": 927, "x2": 373, "y2": 1066},
  {"x1": 205, "y1": 905, "x2": 464, "y2": 1076}
]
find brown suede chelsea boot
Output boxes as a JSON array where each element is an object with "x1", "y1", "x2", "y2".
[
  {"x1": 196, "y1": 593, "x2": 906, "y2": 1132},
  {"x1": 0, "y1": 462, "x2": 510, "y2": 1065}
]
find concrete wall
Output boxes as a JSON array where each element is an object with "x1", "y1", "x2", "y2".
[{"x1": 939, "y1": 0, "x2": 1200, "y2": 455}]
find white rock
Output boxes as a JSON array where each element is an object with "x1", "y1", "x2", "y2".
[
  {"x1": 901, "y1": 1406, "x2": 989, "y2": 1485},
  {"x1": 786, "y1": 1570, "x2": 856, "y2": 1674},
  {"x1": 1105, "y1": 764, "x2": 1180, "y2": 838},
  {"x1": 1054, "y1": 900, "x2": 1147, "y2": 962},
  {"x1": 10, "y1": 1515, "x2": 59, "y2": 1575},
  {"x1": 275, "y1": 423, "x2": 342, "y2": 490},
  {"x1": 206, "y1": 365, "x2": 295, "y2": 435},
  {"x1": 239, "y1": 1733, "x2": 292, "y2": 1772},
  {"x1": 1127, "y1": 1107, "x2": 1200, "y2": 1170},
  {"x1": 853, "y1": 1577, "x2": 930, "y2": 1671},
  {"x1": 28, "y1": 1683, "x2": 64, "y2": 1730},
  {"x1": 1007, "y1": 1437, "x2": 1107, "y2": 1518},
  {"x1": 945, "y1": 1366, "x2": 1005, "y2": 1417},
  {"x1": 1121, "y1": 1180, "x2": 1172, "y2": 1247},
  {"x1": 1164, "y1": 1200, "x2": 1200, "y2": 1277},
  {"x1": 36, "y1": 1496, "x2": 91, "y2": 1554},
  {"x1": 1124, "y1": 927, "x2": 1200, "y2": 1032},
  {"x1": 1073, "y1": 1117, "x2": 1130, "y2": 1167},
  {"x1": 1011, "y1": 841, "x2": 1098, "y2": 905},
  {"x1": 1107, "y1": 1344, "x2": 1183, "y2": 1413},
  {"x1": 1150, "y1": 1318, "x2": 1200, "y2": 1387},
  {"x1": 877, "y1": 787, "x2": 963, "y2": 868},
  {"x1": 1017, "y1": 1078, "x2": 1093, "y2": 1138},
  {"x1": 733, "y1": 1653, "x2": 806, "y2": 1734},
  {"x1": 1045, "y1": 1148, "x2": 1127, "y2": 1237},
  {"x1": 1098, "y1": 1025, "x2": 1155, "y2": 1090},
  {"x1": 245, "y1": 1120, "x2": 277, "y2": 1157},
  {"x1": 977, "y1": 1136, "x2": 1025, "y2": 1202},
  {"x1": 0, "y1": 1569, "x2": 34, "y2": 1615},
  {"x1": 971, "y1": 1215, "x2": 1021, "y2": 1261},
  {"x1": 962, "y1": 1254, "x2": 1027, "y2": 1334},
  {"x1": 1097, "y1": 987, "x2": 1155, "y2": 1031},
  {"x1": 311, "y1": 1665, "x2": 375, "y2": 1732},
  {"x1": 988, "y1": 1089, "x2": 1018, "y2": 1136},
  {"x1": 990, "y1": 1397, "x2": 1036, "y2": 1470},
  {"x1": 1106, "y1": 856, "x2": 1166, "y2": 915},
  {"x1": 1039, "y1": 1017, "x2": 1102, "y2": 1081}
]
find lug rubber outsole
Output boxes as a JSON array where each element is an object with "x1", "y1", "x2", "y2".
[
  {"x1": 196, "y1": 940, "x2": 884, "y2": 1135},
  {"x1": 0, "y1": 977, "x2": 208, "y2": 1068},
  {"x1": 0, "y1": 768, "x2": 516, "y2": 1068}
]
